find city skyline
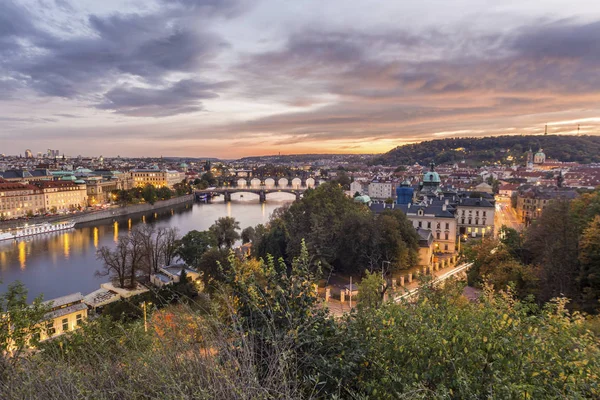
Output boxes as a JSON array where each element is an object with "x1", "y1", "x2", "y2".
[{"x1": 2, "y1": 0, "x2": 600, "y2": 157}]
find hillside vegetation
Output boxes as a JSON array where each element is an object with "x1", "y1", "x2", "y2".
[{"x1": 371, "y1": 135, "x2": 600, "y2": 166}]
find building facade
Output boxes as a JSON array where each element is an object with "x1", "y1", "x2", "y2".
[
  {"x1": 368, "y1": 179, "x2": 394, "y2": 200},
  {"x1": 456, "y1": 197, "x2": 495, "y2": 238},
  {"x1": 40, "y1": 292, "x2": 88, "y2": 342},
  {"x1": 131, "y1": 169, "x2": 184, "y2": 188},
  {"x1": 516, "y1": 187, "x2": 577, "y2": 225},
  {"x1": 0, "y1": 182, "x2": 45, "y2": 219},
  {"x1": 38, "y1": 181, "x2": 88, "y2": 213}
]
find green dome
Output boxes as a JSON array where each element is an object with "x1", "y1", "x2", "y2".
[{"x1": 423, "y1": 171, "x2": 440, "y2": 183}]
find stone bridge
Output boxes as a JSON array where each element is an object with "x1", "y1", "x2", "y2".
[{"x1": 196, "y1": 176, "x2": 321, "y2": 203}]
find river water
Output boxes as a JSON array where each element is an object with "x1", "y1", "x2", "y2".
[{"x1": 0, "y1": 193, "x2": 295, "y2": 301}]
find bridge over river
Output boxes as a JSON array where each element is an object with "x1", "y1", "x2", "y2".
[{"x1": 195, "y1": 176, "x2": 322, "y2": 203}]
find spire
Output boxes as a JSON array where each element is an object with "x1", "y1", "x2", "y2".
[
  {"x1": 544, "y1": 124, "x2": 548, "y2": 135},
  {"x1": 430, "y1": 161, "x2": 435, "y2": 172}
]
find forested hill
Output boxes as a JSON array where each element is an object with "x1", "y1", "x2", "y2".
[{"x1": 371, "y1": 135, "x2": 600, "y2": 166}]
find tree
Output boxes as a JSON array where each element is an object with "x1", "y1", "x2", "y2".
[
  {"x1": 176, "y1": 230, "x2": 216, "y2": 268},
  {"x1": 0, "y1": 281, "x2": 50, "y2": 362},
  {"x1": 96, "y1": 237, "x2": 131, "y2": 288},
  {"x1": 241, "y1": 226, "x2": 255, "y2": 244},
  {"x1": 141, "y1": 184, "x2": 158, "y2": 204},
  {"x1": 358, "y1": 270, "x2": 385, "y2": 310},
  {"x1": 525, "y1": 200, "x2": 580, "y2": 303},
  {"x1": 196, "y1": 248, "x2": 230, "y2": 290},
  {"x1": 209, "y1": 217, "x2": 240, "y2": 249},
  {"x1": 578, "y1": 215, "x2": 600, "y2": 312}
]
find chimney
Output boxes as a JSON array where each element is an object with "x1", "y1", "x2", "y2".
[
  {"x1": 442, "y1": 204, "x2": 447, "y2": 211},
  {"x1": 445, "y1": 199, "x2": 449, "y2": 205},
  {"x1": 408, "y1": 203, "x2": 411, "y2": 208}
]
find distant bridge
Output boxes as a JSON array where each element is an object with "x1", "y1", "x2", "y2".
[{"x1": 196, "y1": 176, "x2": 322, "y2": 203}]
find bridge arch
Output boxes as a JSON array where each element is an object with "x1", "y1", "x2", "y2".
[
  {"x1": 237, "y1": 178, "x2": 247, "y2": 188},
  {"x1": 306, "y1": 177, "x2": 315, "y2": 188},
  {"x1": 264, "y1": 178, "x2": 275, "y2": 189},
  {"x1": 291, "y1": 178, "x2": 302, "y2": 189},
  {"x1": 250, "y1": 178, "x2": 261, "y2": 188},
  {"x1": 278, "y1": 178, "x2": 288, "y2": 187}
]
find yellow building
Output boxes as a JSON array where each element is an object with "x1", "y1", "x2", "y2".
[
  {"x1": 0, "y1": 182, "x2": 45, "y2": 219},
  {"x1": 40, "y1": 293, "x2": 88, "y2": 342},
  {"x1": 38, "y1": 181, "x2": 88, "y2": 213},
  {"x1": 131, "y1": 169, "x2": 184, "y2": 188}
]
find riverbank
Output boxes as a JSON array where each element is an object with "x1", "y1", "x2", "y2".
[{"x1": 0, "y1": 195, "x2": 195, "y2": 230}]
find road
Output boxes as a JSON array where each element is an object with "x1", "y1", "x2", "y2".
[{"x1": 494, "y1": 197, "x2": 523, "y2": 233}]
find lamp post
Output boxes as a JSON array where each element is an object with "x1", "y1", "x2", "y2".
[{"x1": 141, "y1": 301, "x2": 152, "y2": 333}]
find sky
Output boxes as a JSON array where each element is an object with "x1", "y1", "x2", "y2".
[{"x1": 2, "y1": 0, "x2": 600, "y2": 158}]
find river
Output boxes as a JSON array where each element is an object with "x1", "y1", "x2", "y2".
[{"x1": 0, "y1": 193, "x2": 295, "y2": 301}]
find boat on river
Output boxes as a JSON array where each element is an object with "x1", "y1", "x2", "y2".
[{"x1": 0, "y1": 221, "x2": 76, "y2": 241}]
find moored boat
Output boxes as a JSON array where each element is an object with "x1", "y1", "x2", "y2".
[{"x1": 0, "y1": 221, "x2": 76, "y2": 241}]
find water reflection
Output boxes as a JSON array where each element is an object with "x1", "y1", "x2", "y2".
[
  {"x1": 113, "y1": 221, "x2": 119, "y2": 243},
  {"x1": 93, "y1": 227, "x2": 99, "y2": 249},
  {"x1": 18, "y1": 241, "x2": 26, "y2": 270},
  {"x1": 0, "y1": 195, "x2": 294, "y2": 301},
  {"x1": 63, "y1": 233, "x2": 70, "y2": 259}
]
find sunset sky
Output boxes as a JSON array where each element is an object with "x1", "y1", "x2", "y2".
[{"x1": 2, "y1": 0, "x2": 600, "y2": 158}]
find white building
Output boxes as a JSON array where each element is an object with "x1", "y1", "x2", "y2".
[
  {"x1": 368, "y1": 179, "x2": 394, "y2": 200},
  {"x1": 350, "y1": 180, "x2": 369, "y2": 196},
  {"x1": 40, "y1": 293, "x2": 88, "y2": 342},
  {"x1": 456, "y1": 197, "x2": 495, "y2": 238}
]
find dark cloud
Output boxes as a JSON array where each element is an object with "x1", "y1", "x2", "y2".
[
  {"x1": 96, "y1": 79, "x2": 231, "y2": 117},
  {"x1": 161, "y1": 0, "x2": 252, "y2": 18},
  {"x1": 512, "y1": 21, "x2": 600, "y2": 61},
  {"x1": 1, "y1": 0, "x2": 239, "y2": 115},
  {"x1": 229, "y1": 19, "x2": 600, "y2": 143}
]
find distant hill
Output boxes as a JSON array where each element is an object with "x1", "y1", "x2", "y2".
[{"x1": 371, "y1": 135, "x2": 600, "y2": 166}]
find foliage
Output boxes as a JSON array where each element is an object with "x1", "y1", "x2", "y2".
[
  {"x1": 0, "y1": 281, "x2": 50, "y2": 363},
  {"x1": 579, "y1": 215, "x2": 600, "y2": 312},
  {"x1": 241, "y1": 226, "x2": 255, "y2": 244},
  {"x1": 372, "y1": 134, "x2": 600, "y2": 166},
  {"x1": 346, "y1": 283, "x2": 600, "y2": 399},
  {"x1": 252, "y1": 183, "x2": 419, "y2": 275},
  {"x1": 357, "y1": 270, "x2": 385, "y2": 310},
  {"x1": 176, "y1": 229, "x2": 216, "y2": 268},
  {"x1": 209, "y1": 217, "x2": 241, "y2": 249},
  {"x1": 462, "y1": 238, "x2": 537, "y2": 298}
]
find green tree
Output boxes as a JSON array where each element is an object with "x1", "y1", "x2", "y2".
[
  {"x1": 176, "y1": 230, "x2": 216, "y2": 268},
  {"x1": 0, "y1": 282, "x2": 50, "y2": 362},
  {"x1": 357, "y1": 270, "x2": 385, "y2": 310},
  {"x1": 141, "y1": 184, "x2": 158, "y2": 204},
  {"x1": 525, "y1": 200, "x2": 580, "y2": 303},
  {"x1": 579, "y1": 215, "x2": 600, "y2": 312},
  {"x1": 196, "y1": 247, "x2": 230, "y2": 290},
  {"x1": 209, "y1": 217, "x2": 241, "y2": 249},
  {"x1": 241, "y1": 226, "x2": 255, "y2": 244}
]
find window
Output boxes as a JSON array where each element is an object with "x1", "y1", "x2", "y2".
[
  {"x1": 418, "y1": 221, "x2": 422, "y2": 228},
  {"x1": 445, "y1": 223, "x2": 449, "y2": 229},
  {"x1": 444, "y1": 244, "x2": 448, "y2": 251},
  {"x1": 445, "y1": 233, "x2": 449, "y2": 240},
  {"x1": 427, "y1": 222, "x2": 431, "y2": 229},
  {"x1": 46, "y1": 321, "x2": 55, "y2": 336},
  {"x1": 436, "y1": 222, "x2": 441, "y2": 229},
  {"x1": 76, "y1": 314, "x2": 83, "y2": 326},
  {"x1": 468, "y1": 219, "x2": 472, "y2": 225},
  {"x1": 483, "y1": 211, "x2": 487, "y2": 217},
  {"x1": 62, "y1": 318, "x2": 68, "y2": 332},
  {"x1": 436, "y1": 232, "x2": 440, "y2": 240}
]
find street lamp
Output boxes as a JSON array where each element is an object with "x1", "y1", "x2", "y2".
[{"x1": 140, "y1": 301, "x2": 153, "y2": 333}]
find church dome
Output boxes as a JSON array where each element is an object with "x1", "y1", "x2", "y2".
[{"x1": 423, "y1": 171, "x2": 441, "y2": 183}]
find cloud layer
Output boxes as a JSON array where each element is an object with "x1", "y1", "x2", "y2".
[{"x1": 2, "y1": 0, "x2": 600, "y2": 157}]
